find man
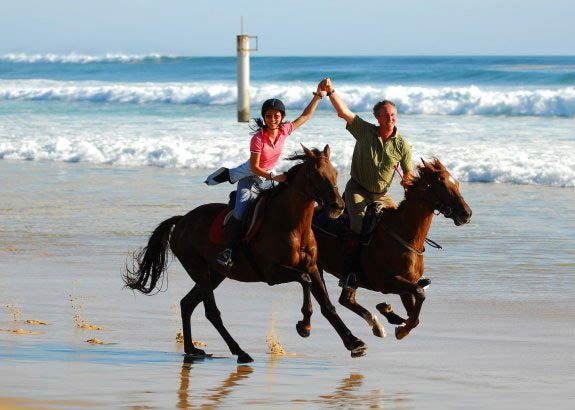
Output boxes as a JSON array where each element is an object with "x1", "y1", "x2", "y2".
[{"x1": 322, "y1": 78, "x2": 414, "y2": 287}]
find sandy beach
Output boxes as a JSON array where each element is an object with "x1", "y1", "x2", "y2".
[{"x1": 1, "y1": 159, "x2": 574, "y2": 409}]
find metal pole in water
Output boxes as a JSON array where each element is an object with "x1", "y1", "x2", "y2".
[
  {"x1": 237, "y1": 35, "x2": 250, "y2": 122},
  {"x1": 237, "y1": 18, "x2": 257, "y2": 122}
]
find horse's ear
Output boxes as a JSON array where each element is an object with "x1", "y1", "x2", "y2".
[
  {"x1": 323, "y1": 144, "x2": 330, "y2": 159},
  {"x1": 420, "y1": 157, "x2": 428, "y2": 168},
  {"x1": 432, "y1": 156, "x2": 444, "y2": 170},
  {"x1": 301, "y1": 143, "x2": 316, "y2": 159}
]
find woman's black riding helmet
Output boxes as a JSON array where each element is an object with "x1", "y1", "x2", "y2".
[{"x1": 261, "y1": 98, "x2": 286, "y2": 118}]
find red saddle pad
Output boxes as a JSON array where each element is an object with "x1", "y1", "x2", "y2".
[{"x1": 208, "y1": 208, "x2": 230, "y2": 245}]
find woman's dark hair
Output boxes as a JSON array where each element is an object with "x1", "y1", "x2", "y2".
[{"x1": 250, "y1": 99, "x2": 286, "y2": 132}]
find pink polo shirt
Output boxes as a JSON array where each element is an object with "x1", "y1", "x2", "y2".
[{"x1": 249, "y1": 122, "x2": 294, "y2": 170}]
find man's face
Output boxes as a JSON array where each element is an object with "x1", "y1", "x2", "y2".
[{"x1": 375, "y1": 104, "x2": 397, "y2": 131}]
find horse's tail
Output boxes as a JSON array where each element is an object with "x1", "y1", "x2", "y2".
[{"x1": 124, "y1": 215, "x2": 182, "y2": 294}]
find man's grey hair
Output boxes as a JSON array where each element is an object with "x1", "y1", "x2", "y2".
[{"x1": 373, "y1": 100, "x2": 396, "y2": 117}]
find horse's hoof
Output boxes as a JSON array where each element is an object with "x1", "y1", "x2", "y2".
[
  {"x1": 351, "y1": 348, "x2": 367, "y2": 358},
  {"x1": 395, "y1": 325, "x2": 410, "y2": 340},
  {"x1": 417, "y1": 278, "x2": 431, "y2": 289},
  {"x1": 350, "y1": 341, "x2": 367, "y2": 358},
  {"x1": 296, "y1": 321, "x2": 311, "y2": 338},
  {"x1": 237, "y1": 352, "x2": 254, "y2": 364},
  {"x1": 372, "y1": 324, "x2": 387, "y2": 338},
  {"x1": 349, "y1": 339, "x2": 367, "y2": 358},
  {"x1": 185, "y1": 347, "x2": 207, "y2": 357}
]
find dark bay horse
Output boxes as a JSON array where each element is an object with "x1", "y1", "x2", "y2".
[
  {"x1": 124, "y1": 145, "x2": 368, "y2": 363},
  {"x1": 313, "y1": 158, "x2": 472, "y2": 340}
]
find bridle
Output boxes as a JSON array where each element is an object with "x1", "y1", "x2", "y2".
[
  {"x1": 394, "y1": 164, "x2": 454, "y2": 218},
  {"x1": 302, "y1": 156, "x2": 339, "y2": 208},
  {"x1": 425, "y1": 179, "x2": 454, "y2": 218}
]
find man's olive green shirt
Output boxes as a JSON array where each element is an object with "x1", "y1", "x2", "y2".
[{"x1": 346, "y1": 115, "x2": 413, "y2": 194}]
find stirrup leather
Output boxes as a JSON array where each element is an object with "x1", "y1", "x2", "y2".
[{"x1": 338, "y1": 273, "x2": 358, "y2": 290}]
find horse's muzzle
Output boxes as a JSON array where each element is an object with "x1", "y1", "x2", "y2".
[
  {"x1": 328, "y1": 201, "x2": 345, "y2": 219},
  {"x1": 453, "y1": 207, "x2": 472, "y2": 226}
]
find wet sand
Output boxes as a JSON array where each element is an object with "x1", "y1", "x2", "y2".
[{"x1": 1, "y1": 160, "x2": 575, "y2": 409}]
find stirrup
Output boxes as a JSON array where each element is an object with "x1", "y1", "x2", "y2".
[{"x1": 216, "y1": 248, "x2": 234, "y2": 268}]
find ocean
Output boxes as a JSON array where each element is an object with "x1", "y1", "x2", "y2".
[
  {"x1": 1, "y1": 54, "x2": 574, "y2": 409},
  {"x1": 1, "y1": 54, "x2": 574, "y2": 186}
]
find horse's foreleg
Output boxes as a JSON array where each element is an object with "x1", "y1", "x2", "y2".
[
  {"x1": 383, "y1": 275, "x2": 426, "y2": 340},
  {"x1": 338, "y1": 287, "x2": 386, "y2": 338},
  {"x1": 375, "y1": 302, "x2": 407, "y2": 325},
  {"x1": 272, "y1": 265, "x2": 313, "y2": 338},
  {"x1": 395, "y1": 293, "x2": 423, "y2": 340},
  {"x1": 308, "y1": 268, "x2": 367, "y2": 358},
  {"x1": 297, "y1": 276, "x2": 313, "y2": 338}
]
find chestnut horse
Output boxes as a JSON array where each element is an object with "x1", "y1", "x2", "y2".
[
  {"x1": 313, "y1": 158, "x2": 472, "y2": 340},
  {"x1": 124, "y1": 145, "x2": 368, "y2": 363}
]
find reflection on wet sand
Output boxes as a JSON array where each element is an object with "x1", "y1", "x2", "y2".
[
  {"x1": 293, "y1": 372, "x2": 407, "y2": 408},
  {"x1": 178, "y1": 356, "x2": 253, "y2": 409}
]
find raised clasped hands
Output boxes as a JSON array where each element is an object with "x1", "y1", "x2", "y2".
[{"x1": 319, "y1": 78, "x2": 334, "y2": 94}]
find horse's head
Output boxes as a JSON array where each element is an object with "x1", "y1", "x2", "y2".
[
  {"x1": 301, "y1": 144, "x2": 345, "y2": 219},
  {"x1": 414, "y1": 158, "x2": 472, "y2": 226}
]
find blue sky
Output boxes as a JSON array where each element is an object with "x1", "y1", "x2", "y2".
[{"x1": 1, "y1": 0, "x2": 574, "y2": 56}]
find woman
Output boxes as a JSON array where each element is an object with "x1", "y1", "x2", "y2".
[{"x1": 206, "y1": 81, "x2": 326, "y2": 268}]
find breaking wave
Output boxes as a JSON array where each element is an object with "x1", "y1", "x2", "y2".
[
  {"x1": 0, "y1": 53, "x2": 168, "y2": 64},
  {"x1": 1, "y1": 80, "x2": 573, "y2": 117}
]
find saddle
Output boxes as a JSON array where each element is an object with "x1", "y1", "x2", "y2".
[
  {"x1": 312, "y1": 202, "x2": 384, "y2": 247},
  {"x1": 312, "y1": 202, "x2": 386, "y2": 289},
  {"x1": 208, "y1": 192, "x2": 268, "y2": 245}
]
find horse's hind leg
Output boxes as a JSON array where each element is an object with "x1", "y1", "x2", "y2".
[
  {"x1": 178, "y1": 253, "x2": 226, "y2": 356},
  {"x1": 200, "y1": 273, "x2": 253, "y2": 364},
  {"x1": 338, "y1": 286, "x2": 386, "y2": 338},
  {"x1": 180, "y1": 284, "x2": 206, "y2": 356},
  {"x1": 180, "y1": 273, "x2": 226, "y2": 356}
]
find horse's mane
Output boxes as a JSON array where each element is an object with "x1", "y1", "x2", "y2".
[
  {"x1": 397, "y1": 157, "x2": 445, "y2": 206},
  {"x1": 255, "y1": 148, "x2": 323, "y2": 200}
]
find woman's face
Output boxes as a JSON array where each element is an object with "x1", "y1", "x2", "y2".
[{"x1": 264, "y1": 109, "x2": 284, "y2": 130}]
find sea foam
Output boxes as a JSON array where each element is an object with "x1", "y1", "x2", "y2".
[
  {"x1": 0, "y1": 53, "x2": 167, "y2": 64},
  {"x1": 1, "y1": 80, "x2": 574, "y2": 117},
  {"x1": 2, "y1": 129, "x2": 574, "y2": 187}
]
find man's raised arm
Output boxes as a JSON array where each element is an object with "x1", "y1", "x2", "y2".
[{"x1": 322, "y1": 78, "x2": 355, "y2": 125}]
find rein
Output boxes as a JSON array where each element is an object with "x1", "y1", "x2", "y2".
[
  {"x1": 394, "y1": 164, "x2": 443, "y2": 251},
  {"x1": 379, "y1": 220, "x2": 425, "y2": 256},
  {"x1": 393, "y1": 164, "x2": 405, "y2": 182}
]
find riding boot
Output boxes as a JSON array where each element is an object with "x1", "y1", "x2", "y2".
[
  {"x1": 360, "y1": 205, "x2": 378, "y2": 245},
  {"x1": 216, "y1": 216, "x2": 243, "y2": 268},
  {"x1": 339, "y1": 231, "x2": 360, "y2": 289},
  {"x1": 205, "y1": 167, "x2": 232, "y2": 186}
]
